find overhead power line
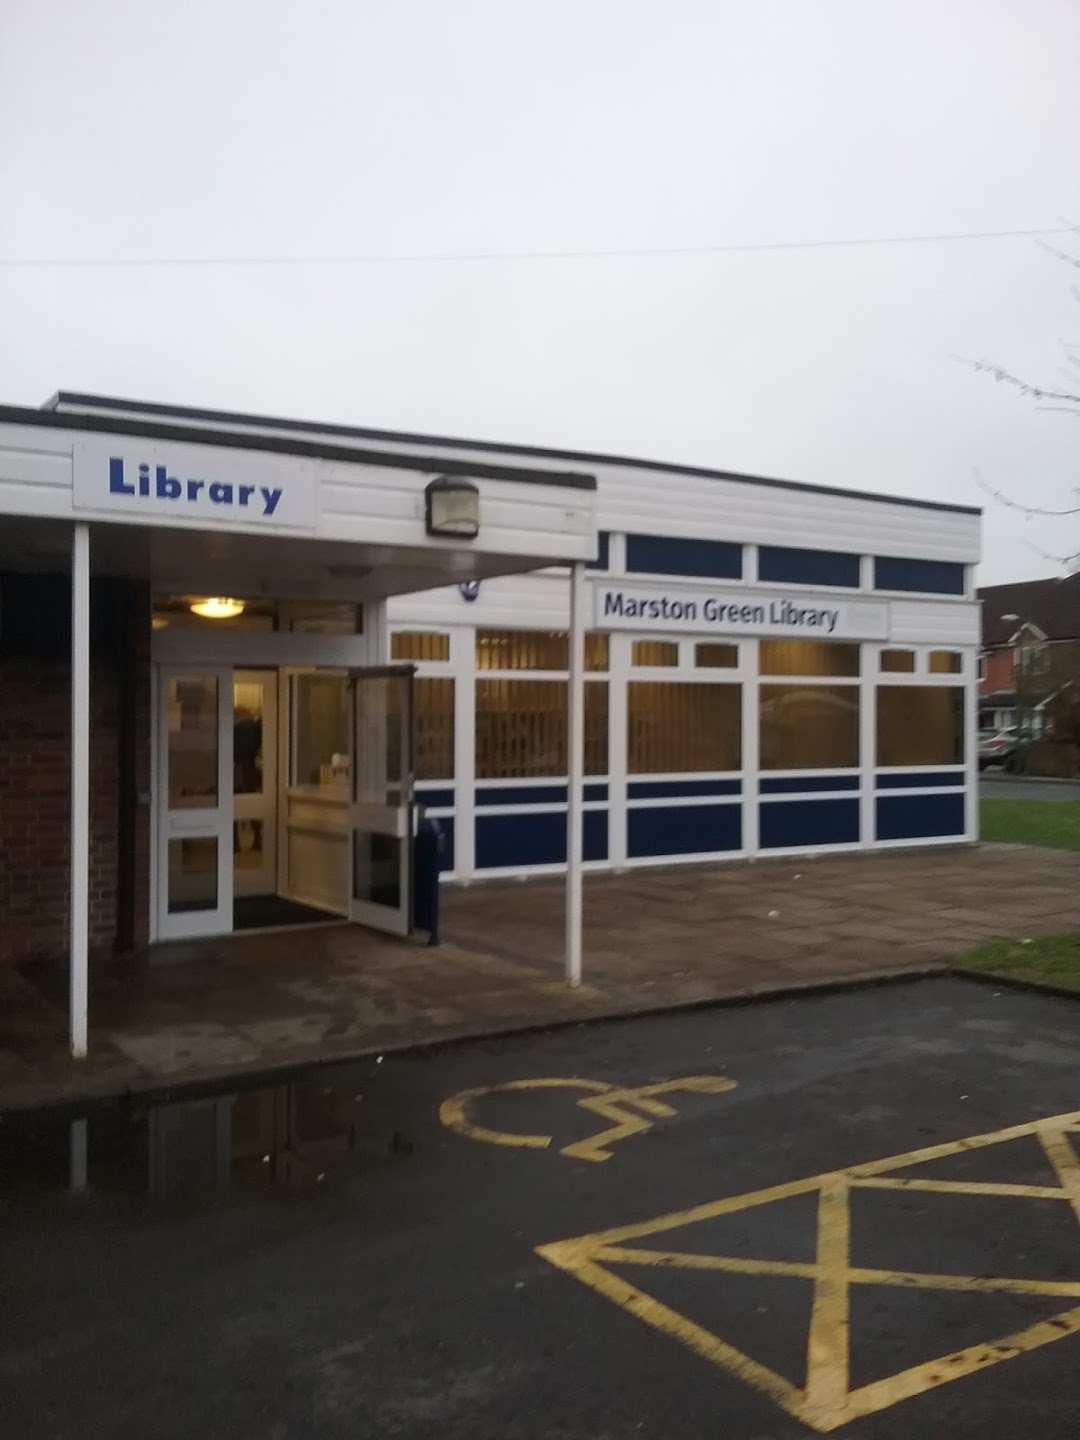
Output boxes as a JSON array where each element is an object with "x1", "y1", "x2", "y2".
[{"x1": 0, "y1": 224, "x2": 1075, "y2": 270}]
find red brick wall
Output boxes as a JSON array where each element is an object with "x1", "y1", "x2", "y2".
[
  {"x1": 979, "y1": 647, "x2": 1014, "y2": 696},
  {"x1": 0, "y1": 577, "x2": 150, "y2": 967}
]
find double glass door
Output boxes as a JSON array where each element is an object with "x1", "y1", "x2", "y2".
[{"x1": 155, "y1": 664, "x2": 415, "y2": 942}]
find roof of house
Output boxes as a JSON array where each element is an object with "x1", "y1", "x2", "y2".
[
  {"x1": 979, "y1": 572, "x2": 1080, "y2": 646},
  {"x1": 41, "y1": 390, "x2": 981, "y2": 517}
]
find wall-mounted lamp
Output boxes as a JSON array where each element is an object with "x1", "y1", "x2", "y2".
[
  {"x1": 190, "y1": 597, "x2": 245, "y2": 619},
  {"x1": 425, "y1": 475, "x2": 480, "y2": 540}
]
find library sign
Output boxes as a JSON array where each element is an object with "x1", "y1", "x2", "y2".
[{"x1": 594, "y1": 582, "x2": 889, "y2": 641}]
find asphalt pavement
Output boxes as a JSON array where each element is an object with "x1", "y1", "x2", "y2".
[
  {"x1": 981, "y1": 772, "x2": 1080, "y2": 802},
  {"x1": 2, "y1": 975, "x2": 1080, "y2": 1439}
]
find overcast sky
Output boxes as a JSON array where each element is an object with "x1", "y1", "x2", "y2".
[{"x1": 2, "y1": 0, "x2": 1078, "y2": 584}]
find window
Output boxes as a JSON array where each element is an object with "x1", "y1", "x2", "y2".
[
  {"x1": 291, "y1": 674, "x2": 349, "y2": 789},
  {"x1": 628, "y1": 683, "x2": 741, "y2": 773},
  {"x1": 414, "y1": 677, "x2": 455, "y2": 779},
  {"x1": 880, "y1": 649, "x2": 915, "y2": 673},
  {"x1": 392, "y1": 631, "x2": 450, "y2": 663},
  {"x1": 587, "y1": 531, "x2": 611, "y2": 571},
  {"x1": 873, "y1": 557, "x2": 965, "y2": 596},
  {"x1": 876, "y1": 686, "x2": 965, "y2": 766},
  {"x1": 633, "y1": 640, "x2": 679, "y2": 668},
  {"x1": 760, "y1": 640, "x2": 860, "y2": 677},
  {"x1": 476, "y1": 630, "x2": 608, "y2": 671},
  {"x1": 760, "y1": 685, "x2": 860, "y2": 769},
  {"x1": 1017, "y1": 645, "x2": 1051, "y2": 677},
  {"x1": 625, "y1": 534, "x2": 742, "y2": 580},
  {"x1": 757, "y1": 546, "x2": 860, "y2": 588},
  {"x1": 929, "y1": 650, "x2": 962, "y2": 675},
  {"x1": 475, "y1": 679, "x2": 608, "y2": 778},
  {"x1": 695, "y1": 642, "x2": 738, "y2": 669},
  {"x1": 978, "y1": 653, "x2": 988, "y2": 682}
]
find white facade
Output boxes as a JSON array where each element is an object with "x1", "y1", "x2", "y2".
[{"x1": 25, "y1": 391, "x2": 983, "y2": 898}]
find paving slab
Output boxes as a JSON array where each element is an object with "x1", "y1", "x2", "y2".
[{"x1": 1, "y1": 844, "x2": 1079, "y2": 1113}]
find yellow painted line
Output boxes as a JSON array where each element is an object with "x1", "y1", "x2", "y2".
[
  {"x1": 440, "y1": 1074, "x2": 737, "y2": 1162},
  {"x1": 537, "y1": 1243, "x2": 804, "y2": 1416},
  {"x1": 841, "y1": 1305, "x2": 1080, "y2": 1430},
  {"x1": 563, "y1": 1078, "x2": 737, "y2": 1163},
  {"x1": 537, "y1": 1106, "x2": 1080, "y2": 1432},
  {"x1": 586, "y1": 1245, "x2": 1080, "y2": 1299},
  {"x1": 593, "y1": 1245, "x2": 820, "y2": 1279},
  {"x1": 805, "y1": 1180, "x2": 850, "y2": 1421},
  {"x1": 1039, "y1": 1128, "x2": 1080, "y2": 1226},
  {"x1": 438, "y1": 1077, "x2": 612, "y2": 1152},
  {"x1": 855, "y1": 1176, "x2": 1072, "y2": 1200},
  {"x1": 844, "y1": 1109, "x2": 1080, "y2": 1180}
]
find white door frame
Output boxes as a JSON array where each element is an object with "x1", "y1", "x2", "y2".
[
  {"x1": 155, "y1": 664, "x2": 234, "y2": 941},
  {"x1": 349, "y1": 665, "x2": 416, "y2": 937}
]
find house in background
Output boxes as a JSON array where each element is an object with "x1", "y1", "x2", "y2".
[{"x1": 978, "y1": 572, "x2": 1080, "y2": 732}]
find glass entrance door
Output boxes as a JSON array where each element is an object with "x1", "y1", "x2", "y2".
[
  {"x1": 233, "y1": 670, "x2": 278, "y2": 899},
  {"x1": 156, "y1": 666, "x2": 233, "y2": 940},
  {"x1": 349, "y1": 666, "x2": 415, "y2": 937}
]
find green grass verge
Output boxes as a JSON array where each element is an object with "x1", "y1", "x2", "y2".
[
  {"x1": 962, "y1": 933, "x2": 1080, "y2": 992},
  {"x1": 980, "y1": 798, "x2": 1080, "y2": 851}
]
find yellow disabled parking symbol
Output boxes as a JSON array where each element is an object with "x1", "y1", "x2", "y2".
[{"x1": 439, "y1": 1074, "x2": 737, "y2": 1163}]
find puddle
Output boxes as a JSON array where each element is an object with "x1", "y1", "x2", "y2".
[{"x1": 0, "y1": 1066, "x2": 412, "y2": 1203}]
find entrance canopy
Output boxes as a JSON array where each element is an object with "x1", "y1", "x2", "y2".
[
  {"x1": 0, "y1": 403, "x2": 598, "y2": 599},
  {"x1": 0, "y1": 398, "x2": 599, "y2": 1060}
]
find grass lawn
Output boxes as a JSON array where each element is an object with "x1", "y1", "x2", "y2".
[
  {"x1": 980, "y1": 798, "x2": 1080, "y2": 851},
  {"x1": 962, "y1": 934, "x2": 1080, "y2": 993}
]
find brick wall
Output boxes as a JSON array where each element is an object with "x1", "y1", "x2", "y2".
[{"x1": 0, "y1": 575, "x2": 150, "y2": 967}]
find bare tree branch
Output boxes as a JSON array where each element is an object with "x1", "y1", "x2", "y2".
[
  {"x1": 970, "y1": 360, "x2": 1080, "y2": 409},
  {"x1": 974, "y1": 470, "x2": 1080, "y2": 517}
]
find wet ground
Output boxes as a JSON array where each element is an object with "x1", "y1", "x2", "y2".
[{"x1": 2, "y1": 975, "x2": 1079, "y2": 1438}]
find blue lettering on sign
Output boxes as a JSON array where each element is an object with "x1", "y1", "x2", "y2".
[
  {"x1": 602, "y1": 588, "x2": 840, "y2": 634},
  {"x1": 108, "y1": 458, "x2": 283, "y2": 517}
]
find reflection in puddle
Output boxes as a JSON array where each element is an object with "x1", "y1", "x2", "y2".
[{"x1": 0, "y1": 1071, "x2": 408, "y2": 1202}]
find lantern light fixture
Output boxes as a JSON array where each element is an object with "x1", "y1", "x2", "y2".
[{"x1": 425, "y1": 475, "x2": 480, "y2": 540}]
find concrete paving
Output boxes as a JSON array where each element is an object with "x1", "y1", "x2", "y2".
[{"x1": 2, "y1": 844, "x2": 1079, "y2": 1113}]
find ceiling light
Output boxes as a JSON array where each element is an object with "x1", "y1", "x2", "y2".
[{"x1": 190, "y1": 597, "x2": 245, "y2": 620}]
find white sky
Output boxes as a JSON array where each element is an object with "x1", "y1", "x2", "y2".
[{"x1": 1, "y1": 0, "x2": 1078, "y2": 584}]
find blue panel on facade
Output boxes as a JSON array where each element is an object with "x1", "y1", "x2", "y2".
[
  {"x1": 416, "y1": 786, "x2": 456, "y2": 809},
  {"x1": 876, "y1": 792, "x2": 966, "y2": 840},
  {"x1": 474, "y1": 783, "x2": 609, "y2": 807},
  {"x1": 759, "y1": 775, "x2": 860, "y2": 794},
  {"x1": 627, "y1": 803, "x2": 742, "y2": 858},
  {"x1": 759, "y1": 798, "x2": 860, "y2": 849},
  {"x1": 475, "y1": 810, "x2": 608, "y2": 868},
  {"x1": 758, "y1": 546, "x2": 860, "y2": 588},
  {"x1": 587, "y1": 531, "x2": 611, "y2": 571},
  {"x1": 627, "y1": 778, "x2": 742, "y2": 800},
  {"x1": 873, "y1": 556, "x2": 965, "y2": 595},
  {"x1": 626, "y1": 533, "x2": 743, "y2": 580},
  {"x1": 875, "y1": 771, "x2": 965, "y2": 790}
]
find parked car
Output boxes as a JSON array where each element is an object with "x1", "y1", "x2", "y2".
[{"x1": 978, "y1": 727, "x2": 1020, "y2": 771}]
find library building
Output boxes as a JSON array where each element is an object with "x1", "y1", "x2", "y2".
[{"x1": 0, "y1": 392, "x2": 980, "y2": 1047}]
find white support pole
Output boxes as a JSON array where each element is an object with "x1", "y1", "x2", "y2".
[
  {"x1": 565, "y1": 562, "x2": 586, "y2": 987},
  {"x1": 70, "y1": 523, "x2": 90, "y2": 1058}
]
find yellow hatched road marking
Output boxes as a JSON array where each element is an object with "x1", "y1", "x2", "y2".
[{"x1": 537, "y1": 1108, "x2": 1080, "y2": 1432}]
